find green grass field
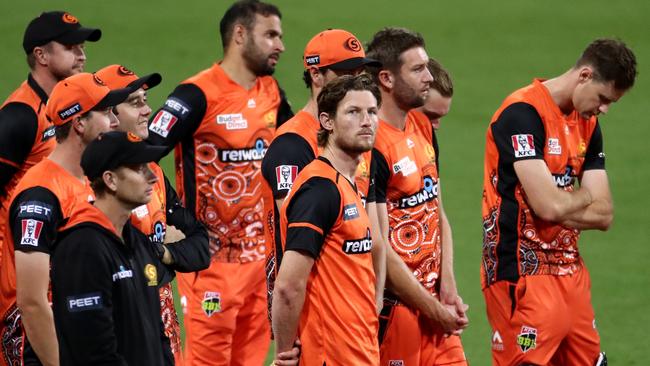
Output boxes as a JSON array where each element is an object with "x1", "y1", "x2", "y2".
[{"x1": 1, "y1": 1, "x2": 648, "y2": 364}]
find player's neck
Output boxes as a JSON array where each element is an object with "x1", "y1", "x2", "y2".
[
  {"x1": 48, "y1": 138, "x2": 86, "y2": 181},
  {"x1": 220, "y1": 54, "x2": 258, "y2": 90},
  {"x1": 302, "y1": 97, "x2": 318, "y2": 120},
  {"x1": 542, "y1": 70, "x2": 577, "y2": 115},
  {"x1": 321, "y1": 145, "x2": 361, "y2": 183},
  {"x1": 30, "y1": 68, "x2": 59, "y2": 96},
  {"x1": 93, "y1": 196, "x2": 133, "y2": 239},
  {"x1": 379, "y1": 93, "x2": 408, "y2": 130}
]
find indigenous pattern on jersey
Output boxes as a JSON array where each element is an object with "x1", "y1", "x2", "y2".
[
  {"x1": 481, "y1": 79, "x2": 605, "y2": 288},
  {"x1": 129, "y1": 163, "x2": 181, "y2": 360},
  {"x1": 0, "y1": 159, "x2": 93, "y2": 366},
  {"x1": 279, "y1": 157, "x2": 378, "y2": 365},
  {"x1": 373, "y1": 111, "x2": 441, "y2": 294},
  {"x1": 149, "y1": 63, "x2": 282, "y2": 263},
  {"x1": 0, "y1": 75, "x2": 56, "y2": 255},
  {"x1": 261, "y1": 110, "x2": 372, "y2": 323}
]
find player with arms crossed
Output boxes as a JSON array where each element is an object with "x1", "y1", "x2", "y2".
[{"x1": 482, "y1": 38, "x2": 637, "y2": 365}]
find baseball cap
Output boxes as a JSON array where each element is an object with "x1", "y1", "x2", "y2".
[
  {"x1": 23, "y1": 11, "x2": 101, "y2": 54},
  {"x1": 81, "y1": 131, "x2": 167, "y2": 180},
  {"x1": 95, "y1": 64, "x2": 162, "y2": 91},
  {"x1": 303, "y1": 29, "x2": 381, "y2": 71},
  {"x1": 46, "y1": 73, "x2": 132, "y2": 126}
]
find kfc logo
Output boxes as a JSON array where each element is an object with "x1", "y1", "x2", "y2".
[
  {"x1": 276, "y1": 165, "x2": 298, "y2": 191},
  {"x1": 20, "y1": 219, "x2": 43, "y2": 246},
  {"x1": 511, "y1": 134, "x2": 536, "y2": 158},
  {"x1": 150, "y1": 110, "x2": 178, "y2": 138}
]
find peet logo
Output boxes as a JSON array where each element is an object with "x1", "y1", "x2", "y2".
[
  {"x1": 305, "y1": 55, "x2": 320, "y2": 66},
  {"x1": 398, "y1": 176, "x2": 438, "y2": 208},
  {"x1": 58, "y1": 103, "x2": 82, "y2": 120},
  {"x1": 342, "y1": 229, "x2": 372, "y2": 254},
  {"x1": 343, "y1": 203, "x2": 359, "y2": 221},
  {"x1": 67, "y1": 293, "x2": 102, "y2": 312},
  {"x1": 220, "y1": 139, "x2": 267, "y2": 162}
]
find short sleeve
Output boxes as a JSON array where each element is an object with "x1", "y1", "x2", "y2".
[
  {"x1": 583, "y1": 122, "x2": 605, "y2": 171},
  {"x1": 9, "y1": 187, "x2": 63, "y2": 254},
  {"x1": 284, "y1": 177, "x2": 340, "y2": 258},
  {"x1": 261, "y1": 133, "x2": 315, "y2": 199},
  {"x1": 491, "y1": 102, "x2": 546, "y2": 164},
  {"x1": 371, "y1": 148, "x2": 391, "y2": 204}
]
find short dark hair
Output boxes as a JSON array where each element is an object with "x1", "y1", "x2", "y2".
[
  {"x1": 219, "y1": 0, "x2": 281, "y2": 51},
  {"x1": 427, "y1": 58, "x2": 453, "y2": 98},
  {"x1": 89, "y1": 175, "x2": 110, "y2": 197},
  {"x1": 365, "y1": 27, "x2": 426, "y2": 80},
  {"x1": 316, "y1": 74, "x2": 381, "y2": 147},
  {"x1": 576, "y1": 38, "x2": 637, "y2": 91},
  {"x1": 54, "y1": 110, "x2": 93, "y2": 143}
]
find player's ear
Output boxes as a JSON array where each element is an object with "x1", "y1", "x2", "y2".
[
  {"x1": 71, "y1": 115, "x2": 85, "y2": 136},
  {"x1": 32, "y1": 46, "x2": 48, "y2": 67},
  {"x1": 232, "y1": 23, "x2": 247, "y2": 46},
  {"x1": 319, "y1": 112, "x2": 333, "y2": 132},
  {"x1": 310, "y1": 67, "x2": 324, "y2": 88},
  {"x1": 102, "y1": 170, "x2": 118, "y2": 193},
  {"x1": 378, "y1": 69, "x2": 393, "y2": 90},
  {"x1": 578, "y1": 66, "x2": 594, "y2": 83}
]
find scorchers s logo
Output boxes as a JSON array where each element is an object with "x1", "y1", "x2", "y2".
[{"x1": 219, "y1": 138, "x2": 268, "y2": 163}]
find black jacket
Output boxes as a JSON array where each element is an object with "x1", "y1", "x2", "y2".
[{"x1": 52, "y1": 204, "x2": 178, "y2": 365}]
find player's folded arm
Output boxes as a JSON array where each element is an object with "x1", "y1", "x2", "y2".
[
  {"x1": 0, "y1": 103, "x2": 39, "y2": 192},
  {"x1": 161, "y1": 174, "x2": 210, "y2": 272}
]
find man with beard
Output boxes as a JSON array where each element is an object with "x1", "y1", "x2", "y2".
[
  {"x1": 0, "y1": 72, "x2": 129, "y2": 366},
  {"x1": 481, "y1": 39, "x2": 636, "y2": 365},
  {"x1": 261, "y1": 29, "x2": 386, "y2": 322},
  {"x1": 147, "y1": 1, "x2": 293, "y2": 364},
  {"x1": 272, "y1": 74, "x2": 381, "y2": 365},
  {"x1": 366, "y1": 28, "x2": 468, "y2": 365},
  {"x1": 0, "y1": 10, "x2": 100, "y2": 262}
]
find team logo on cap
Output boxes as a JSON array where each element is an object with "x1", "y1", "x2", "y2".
[
  {"x1": 127, "y1": 132, "x2": 142, "y2": 142},
  {"x1": 118, "y1": 66, "x2": 134, "y2": 76},
  {"x1": 92, "y1": 74, "x2": 106, "y2": 86},
  {"x1": 62, "y1": 13, "x2": 79, "y2": 24},
  {"x1": 345, "y1": 37, "x2": 362, "y2": 52}
]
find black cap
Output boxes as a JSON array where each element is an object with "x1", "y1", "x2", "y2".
[
  {"x1": 328, "y1": 57, "x2": 382, "y2": 71},
  {"x1": 23, "y1": 11, "x2": 101, "y2": 54},
  {"x1": 81, "y1": 132, "x2": 167, "y2": 180}
]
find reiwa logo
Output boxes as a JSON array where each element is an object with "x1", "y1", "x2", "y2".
[
  {"x1": 342, "y1": 228, "x2": 372, "y2": 254},
  {"x1": 220, "y1": 138, "x2": 267, "y2": 162},
  {"x1": 552, "y1": 166, "x2": 574, "y2": 187},
  {"x1": 398, "y1": 176, "x2": 438, "y2": 208}
]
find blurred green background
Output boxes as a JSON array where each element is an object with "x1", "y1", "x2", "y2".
[{"x1": 1, "y1": 1, "x2": 648, "y2": 364}]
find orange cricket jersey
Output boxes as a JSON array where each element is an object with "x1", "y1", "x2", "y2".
[
  {"x1": 374, "y1": 111, "x2": 441, "y2": 294},
  {"x1": 0, "y1": 76, "x2": 56, "y2": 254},
  {"x1": 279, "y1": 157, "x2": 378, "y2": 365},
  {"x1": 174, "y1": 63, "x2": 280, "y2": 263},
  {"x1": 481, "y1": 79, "x2": 602, "y2": 288},
  {"x1": 0, "y1": 158, "x2": 93, "y2": 327}
]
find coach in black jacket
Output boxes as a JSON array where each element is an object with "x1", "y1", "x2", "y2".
[{"x1": 51, "y1": 131, "x2": 208, "y2": 365}]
